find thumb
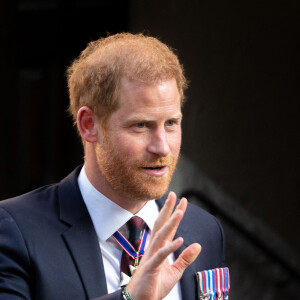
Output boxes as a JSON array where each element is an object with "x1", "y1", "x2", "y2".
[{"x1": 172, "y1": 243, "x2": 201, "y2": 276}]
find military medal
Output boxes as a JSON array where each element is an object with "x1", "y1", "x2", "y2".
[
  {"x1": 113, "y1": 225, "x2": 149, "y2": 286},
  {"x1": 197, "y1": 267, "x2": 230, "y2": 300}
]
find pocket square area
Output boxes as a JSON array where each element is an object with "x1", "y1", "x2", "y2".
[{"x1": 196, "y1": 267, "x2": 230, "y2": 300}]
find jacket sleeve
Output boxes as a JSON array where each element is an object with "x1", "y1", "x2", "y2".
[{"x1": 0, "y1": 207, "x2": 32, "y2": 299}]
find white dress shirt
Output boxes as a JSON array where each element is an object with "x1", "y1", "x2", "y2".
[{"x1": 78, "y1": 166, "x2": 182, "y2": 300}]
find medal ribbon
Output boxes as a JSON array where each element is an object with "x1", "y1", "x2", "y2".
[
  {"x1": 215, "y1": 268, "x2": 222, "y2": 299},
  {"x1": 113, "y1": 225, "x2": 149, "y2": 260},
  {"x1": 198, "y1": 268, "x2": 230, "y2": 300},
  {"x1": 224, "y1": 267, "x2": 229, "y2": 299}
]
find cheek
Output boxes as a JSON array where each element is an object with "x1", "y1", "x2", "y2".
[
  {"x1": 169, "y1": 131, "x2": 182, "y2": 153},
  {"x1": 113, "y1": 134, "x2": 147, "y2": 157}
]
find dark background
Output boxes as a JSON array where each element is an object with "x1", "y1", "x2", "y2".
[{"x1": 1, "y1": 0, "x2": 299, "y2": 267}]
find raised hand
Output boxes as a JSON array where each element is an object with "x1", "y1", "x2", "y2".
[{"x1": 126, "y1": 192, "x2": 202, "y2": 300}]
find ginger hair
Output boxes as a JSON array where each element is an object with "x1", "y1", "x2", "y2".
[{"x1": 67, "y1": 33, "x2": 187, "y2": 125}]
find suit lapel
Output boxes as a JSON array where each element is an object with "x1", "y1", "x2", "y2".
[
  {"x1": 58, "y1": 166, "x2": 107, "y2": 299},
  {"x1": 62, "y1": 215, "x2": 107, "y2": 299}
]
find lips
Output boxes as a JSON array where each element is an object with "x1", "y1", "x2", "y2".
[
  {"x1": 142, "y1": 165, "x2": 168, "y2": 177},
  {"x1": 144, "y1": 166, "x2": 165, "y2": 170}
]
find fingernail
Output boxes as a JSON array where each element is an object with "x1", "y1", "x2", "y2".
[{"x1": 174, "y1": 237, "x2": 183, "y2": 246}]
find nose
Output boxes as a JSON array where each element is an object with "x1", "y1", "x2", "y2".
[{"x1": 147, "y1": 128, "x2": 171, "y2": 157}]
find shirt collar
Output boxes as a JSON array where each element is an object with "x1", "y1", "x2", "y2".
[{"x1": 78, "y1": 166, "x2": 159, "y2": 241}]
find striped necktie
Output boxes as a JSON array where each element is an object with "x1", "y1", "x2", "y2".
[{"x1": 120, "y1": 216, "x2": 146, "y2": 276}]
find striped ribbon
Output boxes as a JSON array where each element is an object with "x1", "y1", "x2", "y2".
[
  {"x1": 197, "y1": 267, "x2": 230, "y2": 300},
  {"x1": 113, "y1": 226, "x2": 149, "y2": 260}
]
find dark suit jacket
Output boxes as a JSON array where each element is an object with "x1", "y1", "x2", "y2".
[{"x1": 0, "y1": 166, "x2": 225, "y2": 300}]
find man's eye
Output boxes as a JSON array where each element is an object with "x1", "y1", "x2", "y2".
[
  {"x1": 166, "y1": 120, "x2": 174, "y2": 126},
  {"x1": 136, "y1": 123, "x2": 145, "y2": 128}
]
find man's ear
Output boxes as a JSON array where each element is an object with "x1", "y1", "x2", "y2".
[{"x1": 77, "y1": 106, "x2": 99, "y2": 143}]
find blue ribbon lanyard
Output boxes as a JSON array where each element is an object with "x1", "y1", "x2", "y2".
[{"x1": 113, "y1": 225, "x2": 149, "y2": 267}]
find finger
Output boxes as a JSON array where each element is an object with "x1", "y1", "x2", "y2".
[
  {"x1": 171, "y1": 243, "x2": 202, "y2": 277},
  {"x1": 152, "y1": 194, "x2": 186, "y2": 239},
  {"x1": 155, "y1": 197, "x2": 188, "y2": 244},
  {"x1": 147, "y1": 208, "x2": 184, "y2": 253},
  {"x1": 148, "y1": 237, "x2": 184, "y2": 270},
  {"x1": 176, "y1": 197, "x2": 187, "y2": 213},
  {"x1": 146, "y1": 195, "x2": 188, "y2": 258},
  {"x1": 152, "y1": 191, "x2": 177, "y2": 235},
  {"x1": 160, "y1": 208, "x2": 183, "y2": 243}
]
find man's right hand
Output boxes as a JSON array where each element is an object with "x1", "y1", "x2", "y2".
[{"x1": 126, "y1": 191, "x2": 202, "y2": 300}]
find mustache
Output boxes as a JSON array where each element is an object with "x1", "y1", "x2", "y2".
[{"x1": 135, "y1": 156, "x2": 176, "y2": 167}]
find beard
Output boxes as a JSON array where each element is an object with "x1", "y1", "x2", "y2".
[{"x1": 95, "y1": 137, "x2": 178, "y2": 202}]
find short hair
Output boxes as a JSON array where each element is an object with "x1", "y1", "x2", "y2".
[{"x1": 67, "y1": 33, "x2": 187, "y2": 125}]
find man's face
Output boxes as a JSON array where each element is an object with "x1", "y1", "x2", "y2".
[{"x1": 95, "y1": 77, "x2": 182, "y2": 202}]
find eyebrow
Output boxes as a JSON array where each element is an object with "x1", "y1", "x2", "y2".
[{"x1": 126, "y1": 113, "x2": 183, "y2": 123}]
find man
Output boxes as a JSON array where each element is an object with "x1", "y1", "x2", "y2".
[{"x1": 0, "y1": 33, "x2": 225, "y2": 300}]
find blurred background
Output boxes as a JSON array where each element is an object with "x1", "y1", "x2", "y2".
[{"x1": 0, "y1": 0, "x2": 299, "y2": 298}]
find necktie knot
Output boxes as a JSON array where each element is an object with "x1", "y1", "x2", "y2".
[{"x1": 127, "y1": 216, "x2": 145, "y2": 244}]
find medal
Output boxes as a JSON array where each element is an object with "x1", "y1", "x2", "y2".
[
  {"x1": 113, "y1": 225, "x2": 149, "y2": 286},
  {"x1": 197, "y1": 267, "x2": 230, "y2": 300}
]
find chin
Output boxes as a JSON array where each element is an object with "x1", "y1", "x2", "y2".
[{"x1": 127, "y1": 183, "x2": 169, "y2": 202}]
